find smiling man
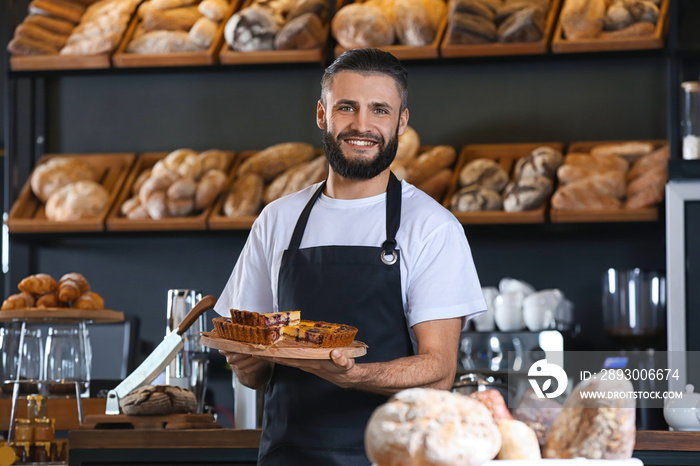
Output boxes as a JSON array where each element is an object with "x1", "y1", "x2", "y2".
[{"x1": 215, "y1": 48, "x2": 486, "y2": 465}]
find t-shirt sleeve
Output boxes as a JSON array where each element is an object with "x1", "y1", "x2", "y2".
[
  {"x1": 214, "y1": 217, "x2": 275, "y2": 317},
  {"x1": 405, "y1": 220, "x2": 486, "y2": 329}
]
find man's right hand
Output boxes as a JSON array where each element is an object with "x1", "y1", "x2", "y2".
[{"x1": 219, "y1": 350, "x2": 273, "y2": 389}]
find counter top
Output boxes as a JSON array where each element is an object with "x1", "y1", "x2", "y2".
[{"x1": 634, "y1": 430, "x2": 700, "y2": 452}]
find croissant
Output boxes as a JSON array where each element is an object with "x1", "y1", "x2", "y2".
[
  {"x1": 58, "y1": 272, "x2": 90, "y2": 303},
  {"x1": 1, "y1": 292, "x2": 36, "y2": 310},
  {"x1": 73, "y1": 291, "x2": 104, "y2": 310},
  {"x1": 18, "y1": 273, "x2": 57, "y2": 295},
  {"x1": 36, "y1": 291, "x2": 65, "y2": 308}
]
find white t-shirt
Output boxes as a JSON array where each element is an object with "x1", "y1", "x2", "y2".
[{"x1": 215, "y1": 180, "x2": 486, "y2": 351}]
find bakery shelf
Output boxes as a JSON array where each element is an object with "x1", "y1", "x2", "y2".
[
  {"x1": 551, "y1": 0, "x2": 669, "y2": 54},
  {"x1": 218, "y1": 0, "x2": 329, "y2": 65},
  {"x1": 549, "y1": 139, "x2": 667, "y2": 224},
  {"x1": 439, "y1": 0, "x2": 562, "y2": 59},
  {"x1": 111, "y1": 0, "x2": 238, "y2": 68},
  {"x1": 6, "y1": 153, "x2": 136, "y2": 234},
  {"x1": 444, "y1": 142, "x2": 563, "y2": 225},
  {"x1": 0, "y1": 309, "x2": 124, "y2": 324},
  {"x1": 105, "y1": 151, "x2": 236, "y2": 232},
  {"x1": 332, "y1": 0, "x2": 448, "y2": 60}
]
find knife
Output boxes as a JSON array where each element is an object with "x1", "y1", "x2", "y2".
[{"x1": 105, "y1": 295, "x2": 217, "y2": 415}]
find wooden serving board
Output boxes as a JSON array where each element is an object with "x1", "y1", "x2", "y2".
[
  {"x1": 81, "y1": 413, "x2": 221, "y2": 430},
  {"x1": 551, "y1": 0, "x2": 669, "y2": 54},
  {"x1": 333, "y1": 0, "x2": 448, "y2": 60},
  {"x1": 0, "y1": 309, "x2": 124, "y2": 324},
  {"x1": 549, "y1": 139, "x2": 666, "y2": 224},
  {"x1": 200, "y1": 331, "x2": 368, "y2": 359},
  {"x1": 6, "y1": 153, "x2": 136, "y2": 233},
  {"x1": 105, "y1": 151, "x2": 236, "y2": 231},
  {"x1": 444, "y1": 142, "x2": 564, "y2": 224},
  {"x1": 439, "y1": 0, "x2": 562, "y2": 58},
  {"x1": 111, "y1": 0, "x2": 238, "y2": 68}
]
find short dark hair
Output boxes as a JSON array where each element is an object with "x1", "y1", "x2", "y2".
[{"x1": 320, "y1": 48, "x2": 408, "y2": 111}]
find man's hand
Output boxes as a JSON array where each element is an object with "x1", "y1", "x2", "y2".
[
  {"x1": 258, "y1": 349, "x2": 356, "y2": 387},
  {"x1": 219, "y1": 350, "x2": 273, "y2": 389}
]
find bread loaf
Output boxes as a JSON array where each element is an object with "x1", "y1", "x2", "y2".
[
  {"x1": 45, "y1": 180, "x2": 110, "y2": 221},
  {"x1": 189, "y1": 16, "x2": 218, "y2": 48},
  {"x1": 143, "y1": 5, "x2": 202, "y2": 32},
  {"x1": 138, "y1": 169, "x2": 179, "y2": 206},
  {"x1": 589, "y1": 141, "x2": 654, "y2": 163},
  {"x1": 274, "y1": 12, "x2": 324, "y2": 50},
  {"x1": 14, "y1": 23, "x2": 69, "y2": 48},
  {"x1": 503, "y1": 174, "x2": 553, "y2": 212},
  {"x1": 167, "y1": 197, "x2": 195, "y2": 216},
  {"x1": 127, "y1": 30, "x2": 204, "y2": 53},
  {"x1": 451, "y1": 186, "x2": 503, "y2": 211},
  {"x1": 447, "y1": 11, "x2": 498, "y2": 43},
  {"x1": 331, "y1": 3, "x2": 395, "y2": 49},
  {"x1": 28, "y1": 0, "x2": 86, "y2": 24},
  {"x1": 1, "y1": 292, "x2": 36, "y2": 310},
  {"x1": 287, "y1": 0, "x2": 328, "y2": 22},
  {"x1": 563, "y1": 152, "x2": 629, "y2": 173},
  {"x1": 394, "y1": 0, "x2": 445, "y2": 46},
  {"x1": 149, "y1": 0, "x2": 198, "y2": 10},
  {"x1": 498, "y1": 5, "x2": 545, "y2": 43},
  {"x1": 199, "y1": 0, "x2": 229, "y2": 21},
  {"x1": 560, "y1": 0, "x2": 606, "y2": 39},
  {"x1": 469, "y1": 389, "x2": 512, "y2": 421},
  {"x1": 458, "y1": 158, "x2": 509, "y2": 192},
  {"x1": 627, "y1": 143, "x2": 669, "y2": 181},
  {"x1": 195, "y1": 169, "x2": 228, "y2": 210},
  {"x1": 58, "y1": 272, "x2": 90, "y2": 302},
  {"x1": 7, "y1": 36, "x2": 61, "y2": 55},
  {"x1": 166, "y1": 177, "x2": 197, "y2": 201},
  {"x1": 199, "y1": 149, "x2": 230, "y2": 173},
  {"x1": 497, "y1": 419, "x2": 541, "y2": 460},
  {"x1": 237, "y1": 142, "x2": 315, "y2": 181},
  {"x1": 514, "y1": 146, "x2": 564, "y2": 180},
  {"x1": 544, "y1": 376, "x2": 636, "y2": 459},
  {"x1": 24, "y1": 14, "x2": 76, "y2": 35},
  {"x1": 120, "y1": 385, "x2": 197, "y2": 416},
  {"x1": 223, "y1": 173, "x2": 264, "y2": 217},
  {"x1": 145, "y1": 191, "x2": 169, "y2": 219},
  {"x1": 18, "y1": 273, "x2": 58, "y2": 295},
  {"x1": 599, "y1": 20, "x2": 655, "y2": 38},
  {"x1": 365, "y1": 388, "x2": 502, "y2": 466},
  {"x1": 224, "y1": 5, "x2": 281, "y2": 51},
  {"x1": 404, "y1": 145, "x2": 456, "y2": 185},
  {"x1": 392, "y1": 125, "x2": 421, "y2": 167},
  {"x1": 415, "y1": 168, "x2": 452, "y2": 201},
  {"x1": 31, "y1": 157, "x2": 97, "y2": 203},
  {"x1": 551, "y1": 178, "x2": 622, "y2": 210}
]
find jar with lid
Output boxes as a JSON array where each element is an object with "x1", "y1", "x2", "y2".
[
  {"x1": 27, "y1": 394, "x2": 48, "y2": 421},
  {"x1": 681, "y1": 81, "x2": 700, "y2": 160},
  {"x1": 13, "y1": 418, "x2": 34, "y2": 443},
  {"x1": 34, "y1": 418, "x2": 55, "y2": 442}
]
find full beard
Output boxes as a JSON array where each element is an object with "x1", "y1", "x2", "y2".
[{"x1": 322, "y1": 125, "x2": 399, "y2": 181}]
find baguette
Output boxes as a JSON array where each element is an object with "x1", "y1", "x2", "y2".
[
  {"x1": 223, "y1": 173, "x2": 264, "y2": 217},
  {"x1": 237, "y1": 143, "x2": 316, "y2": 181},
  {"x1": 404, "y1": 145, "x2": 456, "y2": 186},
  {"x1": 24, "y1": 14, "x2": 76, "y2": 35},
  {"x1": 589, "y1": 141, "x2": 655, "y2": 163},
  {"x1": 29, "y1": 0, "x2": 86, "y2": 24},
  {"x1": 7, "y1": 36, "x2": 60, "y2": 55},
  {"x1": 14, "y1": 22, "x2": 69, "y2": 48}
]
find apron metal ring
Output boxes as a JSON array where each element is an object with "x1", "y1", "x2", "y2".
[{"x1": 381, "y1": 250, "x2": 398, "y2": 265}]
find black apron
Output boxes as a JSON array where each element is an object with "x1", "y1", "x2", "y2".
[{"x1": 258, "y1": 173, "x2": 413, "y2": 465}]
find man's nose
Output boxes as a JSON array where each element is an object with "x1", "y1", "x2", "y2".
[{"x1": 350, "y1": 110, "x2": 373, "y2": 133}]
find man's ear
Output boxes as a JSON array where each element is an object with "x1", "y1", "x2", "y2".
[
  {"x1": 317, "y1": 100, "x2": 326, "y2": 130},
  {"x1": 397, "y1": 108, "x2": 409, "y2": 136}
]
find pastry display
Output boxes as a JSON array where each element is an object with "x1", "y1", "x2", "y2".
[
  {"x1": 213, "y1": 309, "x2": 358, "y2": 347},
  {"x1": 223, "y1": 0, "x2": 329, "y2": 52},
  {"x1": 2, "y1": 272, "x2": 105, "y2": 311},
  {"x1": 332, "y1": 0, "x2": 446, "y2": 48},
  {"x1": 551, "y1": 141, "x2": 668, "y2": 211},
  {"x1": 445, "y1": 0, "x2": 551, "y2": 46},
  {"x1": 119, "y1": 148, "x2": 232, "y2": 220},
  {"x1": 221, "y1": 142, "x2": 326, "y2": 218},
  {"x1": 7, "y1": 0, "x2": 140, "y2": 57},
  {"x1": 125, "y1": 0, "x2": 228, "y2": 54},
  {"x1": 560, "y1": 0, "x2": 661, "y2": 41}
]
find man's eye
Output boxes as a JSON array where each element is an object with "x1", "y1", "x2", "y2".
[
  {"x1": 375, "y1": 108, "x2": 388, "y2": 114},
  {"x1": 339, "y1": 106, "x2": 354, "y2": 111}
]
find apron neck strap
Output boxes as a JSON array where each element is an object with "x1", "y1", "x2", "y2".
[{"x1": 287, "y1": 172, "x2": 402, "y2": 252}]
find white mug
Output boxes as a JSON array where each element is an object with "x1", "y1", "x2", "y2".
[
  {"x1": 473, "y1": 287, "x2": 498, "y2": 332},
  {"x1": 523, "y1": 289, "x2": 563, "y2": 332},
  {"x1": 499, "y1": 277, "x2": 536, "y2": 297},
  {"x1": 494, "y1": 291, "x2": 525, "y2": 332}
]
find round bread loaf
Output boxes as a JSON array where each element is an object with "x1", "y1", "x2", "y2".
[
  {"x1": 225, "y1": 5, "x2": 280, "y2": 51},
  {"x1": 31, "y1": 157, "x2": 97, "y2": 203},
  {"x1": 331, "y1": 3, "x2": 395, "y2": 49},
  {"x1": 120, "y1": 385, "x2": 197, "y2": 416},
  {"x1": 365, "y1": 388, "x2": 502, "y2": 466},
  {"x1": 458, "y1": 158, "x2": 509, "y2": 192},
  {"x1": 45, "y1": 180, "x2": 109, "y2": 221}
]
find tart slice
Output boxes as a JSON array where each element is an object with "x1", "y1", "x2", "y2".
[
  {"x1": 212, "y1": 317, "x2": 284, "y2": 345},
  {"x1": 230, "y1": 309, "x2": 300, "y2": 328},
  {"x1": 281, "y1": 320, "x2": 358, "y2": 348}
]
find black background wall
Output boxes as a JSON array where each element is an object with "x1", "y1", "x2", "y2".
[{"x1": 2, "y1": 0, "x2": 680, "y2": 423}]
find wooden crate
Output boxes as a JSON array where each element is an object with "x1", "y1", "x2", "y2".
[
  {"x1": 444, "y1": 142, "x2": 564, "y2": 224},
  {"x1": 7, "y1": 153, "x2": 136, "y2": 233},
  {"x1": 9, "y1": 4, "x2": 139, "y2": 71},
  {"x1": 549, "y1": 139, "x2": 667, "y2": 223},
  {"x1": 333, "y1": 0, "x2": 448, "y2": 60},
  {"x1": 105, "y1": 151, "x2": 235, "y2": 231},
  {"x1": 219, "y1": 0, "x2": 329, "y2": 65},
  {"x1": 440, "y1": 0, "x2": 562, "y2": 58},
  {"x1": 111, "y1": 0, "x2": 238, "y2": 68},
  {"x1": 207, "y1": 149, "x2": 325, "y2": 230},
  {"x1": 551, "y1": 0, "x2": 669, "y2": 54}
]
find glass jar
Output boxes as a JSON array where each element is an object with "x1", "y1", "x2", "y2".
[
  {"x1": 34, "y1": 418, "x2": 55, "y2": 442},
  {"x1": 13, "y1": 418, "x2": 34, "y2": 443},
  {"x1": 34, "y1": 442, "x2": 50, "y2": 463},
  {"x1": 27, "y1": 394, "x2": 48, "y2": 421},
  {"x1": 44, "y1": 326, "x2": 91, "y2": 397},
  {"x1": 681, "y1": 81, "x2": 700, "y2": 160},
  {"x1": 12, "y1": 442, "x2": 30, "y2": 464}
]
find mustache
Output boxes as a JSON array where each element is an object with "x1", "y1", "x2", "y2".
[{"x1": 336, "y1": 130, "x2": 383, "y2": 144}]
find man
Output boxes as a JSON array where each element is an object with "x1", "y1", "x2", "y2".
[{"x1": 215, "y1": 48, "x2": 486, "y2": 465}]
